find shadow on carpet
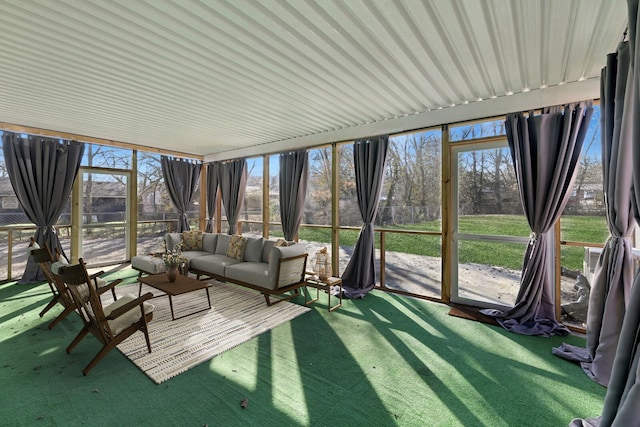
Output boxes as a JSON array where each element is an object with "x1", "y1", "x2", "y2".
[{"x1": 103, "y1": 281, "x2": 310, "y2": 384}]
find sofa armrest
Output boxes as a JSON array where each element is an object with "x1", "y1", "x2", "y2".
[
  {"x1": 274, "y1": 253, "x2": 308, "y2": 289},
  {"x1": 268, "y1": 244, "x2": 306, "y2": 276}
]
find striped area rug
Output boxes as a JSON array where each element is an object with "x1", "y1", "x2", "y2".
[{"x1": 102, "y1": 280, "x2": 310, "y2": 384}]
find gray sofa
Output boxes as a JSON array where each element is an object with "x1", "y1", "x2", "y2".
[{"x1": 164, "y1": 232, "x2": 309, "y2": 306}]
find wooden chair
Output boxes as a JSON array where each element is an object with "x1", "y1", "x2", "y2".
[
  {"x1": 30, "y1": 240, "x2": 121, "y2": 330},
  {"x1": 56, "y1": 259, "x2": 154, "y2": 376}
]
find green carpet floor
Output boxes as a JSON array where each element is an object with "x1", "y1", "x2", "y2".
[{"x1": 0, "y1": 267, "x2": 605, "y2": 426}]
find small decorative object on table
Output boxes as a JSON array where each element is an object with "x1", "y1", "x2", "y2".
[
  {"x1": 163, "y1": 242, "x2": 186, "y2": 283},
  {"x1": 314, "y1": 247, "x2": 331, "y2": 281}
]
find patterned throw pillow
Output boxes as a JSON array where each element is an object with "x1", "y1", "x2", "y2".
[
  {"x1": 226, "y1": 235, "x2": 248, "y2": 261},
  {"x1": 274, "y1": 238, "x2": 289, "y2": 248},
  {"x1": 182, "y1": 230, "x2": 203, "y2": 251}
]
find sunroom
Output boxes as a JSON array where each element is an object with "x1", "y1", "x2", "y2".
[{"x1": 0, "y1": 1, "x2": 638, "y2": 425}]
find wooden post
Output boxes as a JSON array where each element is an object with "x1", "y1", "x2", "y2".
[
  {"x1": 199, "y1": 164, "x2": 207, "y2": 231},
  {"x1": 441, "y1": 124, "x2": 451, "y2": 302},
  {"x1": 263, "y1": 155, "x2": 270, "y2": 238},
  {"x1": 332, "y1": 143, "x2": 339, "y2": 277},
  {"x1": 130, "y1": 150, "x2": 138, "y2": 258}
]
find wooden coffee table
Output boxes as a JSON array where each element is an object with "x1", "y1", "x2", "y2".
[{"x1": 138, "y1": 273, "x2": 212, "y2": 320}]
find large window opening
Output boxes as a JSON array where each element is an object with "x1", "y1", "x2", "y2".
[
  {"x1": 451, "y1": 139, "x2": 528, "y2": 309},
  {"x1": 558, "y1": 104, "x2": 610, "y2": 330},
  {"x1": 378, "y1": 129, "x2": 442, "y2": 299},
  {"x1": 78, "y1": 169, "x2": 130, "y2": 266}
]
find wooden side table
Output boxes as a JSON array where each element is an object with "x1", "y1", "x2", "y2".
[{"x1": 304, "y1": 275, "x2": 342, "y2": 312}]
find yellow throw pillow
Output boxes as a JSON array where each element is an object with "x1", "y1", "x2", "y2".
[
  {"x1": 182, "y1": 230, "x2": 203, "y2": 251},
  {"x1": 268, "y1": 238, "x2": 289, "y2": 263},
  {"x1": 226, "y1": 235, "x2": 248, "y2": 261},
  {"x1": 274, "y1": 238, "x2": 288, "y2": 247}
]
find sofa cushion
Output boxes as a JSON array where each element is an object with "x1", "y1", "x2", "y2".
[
  {"x1": 104, "y1": 294, "x2": 154, "y2": 336},
  {"x1": 225, "y1": 262, "x2": 273, "y2": 290},
  {"x1": 180, "y1": 250, "x2": 209, "y2": 261},
  {"x1": 182, "y1": 230, "x2": 203, "y2": 250},
  {"x1": 51, "y1": 260, "x2": 69, "y2": 275},
  {"x1": 190, "y1": 254, "x2": 240, "y2": 276},
  {"x1": 244, "y1": 237, "x2": 264, "y2": 263},
  {"x1": 27, "y1": 241, "x2": 41, "y2": 255},
  {"x1": 202, "y1": 233, "x2": 217, "y2": 253},
  {"x1": 131, "y1": 255, "x2": 165, "y2": 274},
  {"x1": 262, "y1": 239, "x2": 276, "y2": 263},
  {"x1": 215, "y1": 234, "x2": 231, "y2": 255},
  {"x1": 226, "y1": 235, "x2": 248, "y2": 261}
]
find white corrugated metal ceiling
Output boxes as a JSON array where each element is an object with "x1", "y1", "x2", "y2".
[{"x1": 0, "y1": 0, "x2": 628, "y2": 161}]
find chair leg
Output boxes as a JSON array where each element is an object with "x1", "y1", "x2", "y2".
[
  {"x1": 143, "y1": 326, "x2": 152, "y2": 353},
  {"x1": 48, "y1": 305, "x2": 75, "y2": 330},
  {"x1": 39, "y1": 296, "x2": 59, "y2": 318},
  {"x1": 82, "y1": 342, "x2": 117, "y2": 376},
  {"x1": 263, "y1": 288, "x2": 301, "y2": 306},
  {"x1": 66, "y1": 327, "x2": 89, "y2": 353}
]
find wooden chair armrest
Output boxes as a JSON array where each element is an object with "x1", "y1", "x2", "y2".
[
  {"x1": 89, "y1": 271, "x2": 105, "y2": 280},
  {"x1": 96, "y1": 279, "x2": 121, "y2": 295},
  {"x1": 107, "y1": 292, "x2": 153, "y2": 320}
]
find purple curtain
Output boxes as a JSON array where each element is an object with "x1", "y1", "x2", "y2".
[
  {"x1": 205, "y1": 162, "x2": 220, "y2": 233},
  {"x1": 161, "y1": 156, "x2": 202, "y2": 233},
  {"x1": 341, "y1": 135, "x2": 389, "y2": 298},
  {"x1": 2, "y1": 132, "x2": 84, "y2": 284},
  {"x1": 553, "y1": 42, "x2": 635, "y2": 387},
  {"x1": 571, "y1": 1, "x2": 640, "y2": 424},
  {"x1": 279, "y1": 149, "x2": 308, "y2": 241},
  {"x1": 219, "y1": 159, "x2": 247, "y2": 235},
  {"x1": 495, "y1": 102, "x2": 593, "y2": 337}
]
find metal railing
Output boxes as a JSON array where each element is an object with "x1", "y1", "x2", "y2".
[{"x1": 237, "y1": 219, "x2": 445, "y2": 302}]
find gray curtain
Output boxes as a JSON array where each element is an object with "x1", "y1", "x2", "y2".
[
  {"x1": 205, "y1": 161, "x2": 220, "y2": 233},
  {"x1": 160, "y1": 156, "x2": 202, "y2": 233},
  {"x1": 341, "y1": 135, "x2": 389, "y2": 299},
  {"x1": 553, "y1": 42, "x2": 635, "y2": 387},
  {"x1": 496, "y1": 102, "x2": 593, "y2": 337},
  {"x1": 279, "y1": 149, "x2": 308, "y2": 241},
  {"x1": 571, "y1": 1, "x2": 640, "y2": 424},
  {"x1": 2, "y1": 132, "x2": 84, "y2": 284},
  {"x1": 219, "y1": 159, "x2": 247, "y2": 235}
]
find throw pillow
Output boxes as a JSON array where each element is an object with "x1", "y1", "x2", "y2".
[
  {"x1": 268, "y1": 239, "x2": 289, "y2": 263},
  {"x1": 226, "y1": 235, "x2": 248, "y2": 261},
  {"x1": 182, "y1": 230, "x2": 203, "y2": 251},
  {"x1": 244, "y1": 237, "x2": 264, "y2": 263},
  {"x1": 274, "y1": 238, "x2": 288, "y2": 247}
]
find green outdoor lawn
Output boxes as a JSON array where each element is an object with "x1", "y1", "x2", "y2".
[{"x1": 298, "y1": 215, "x2": 609, "y2": 272}]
